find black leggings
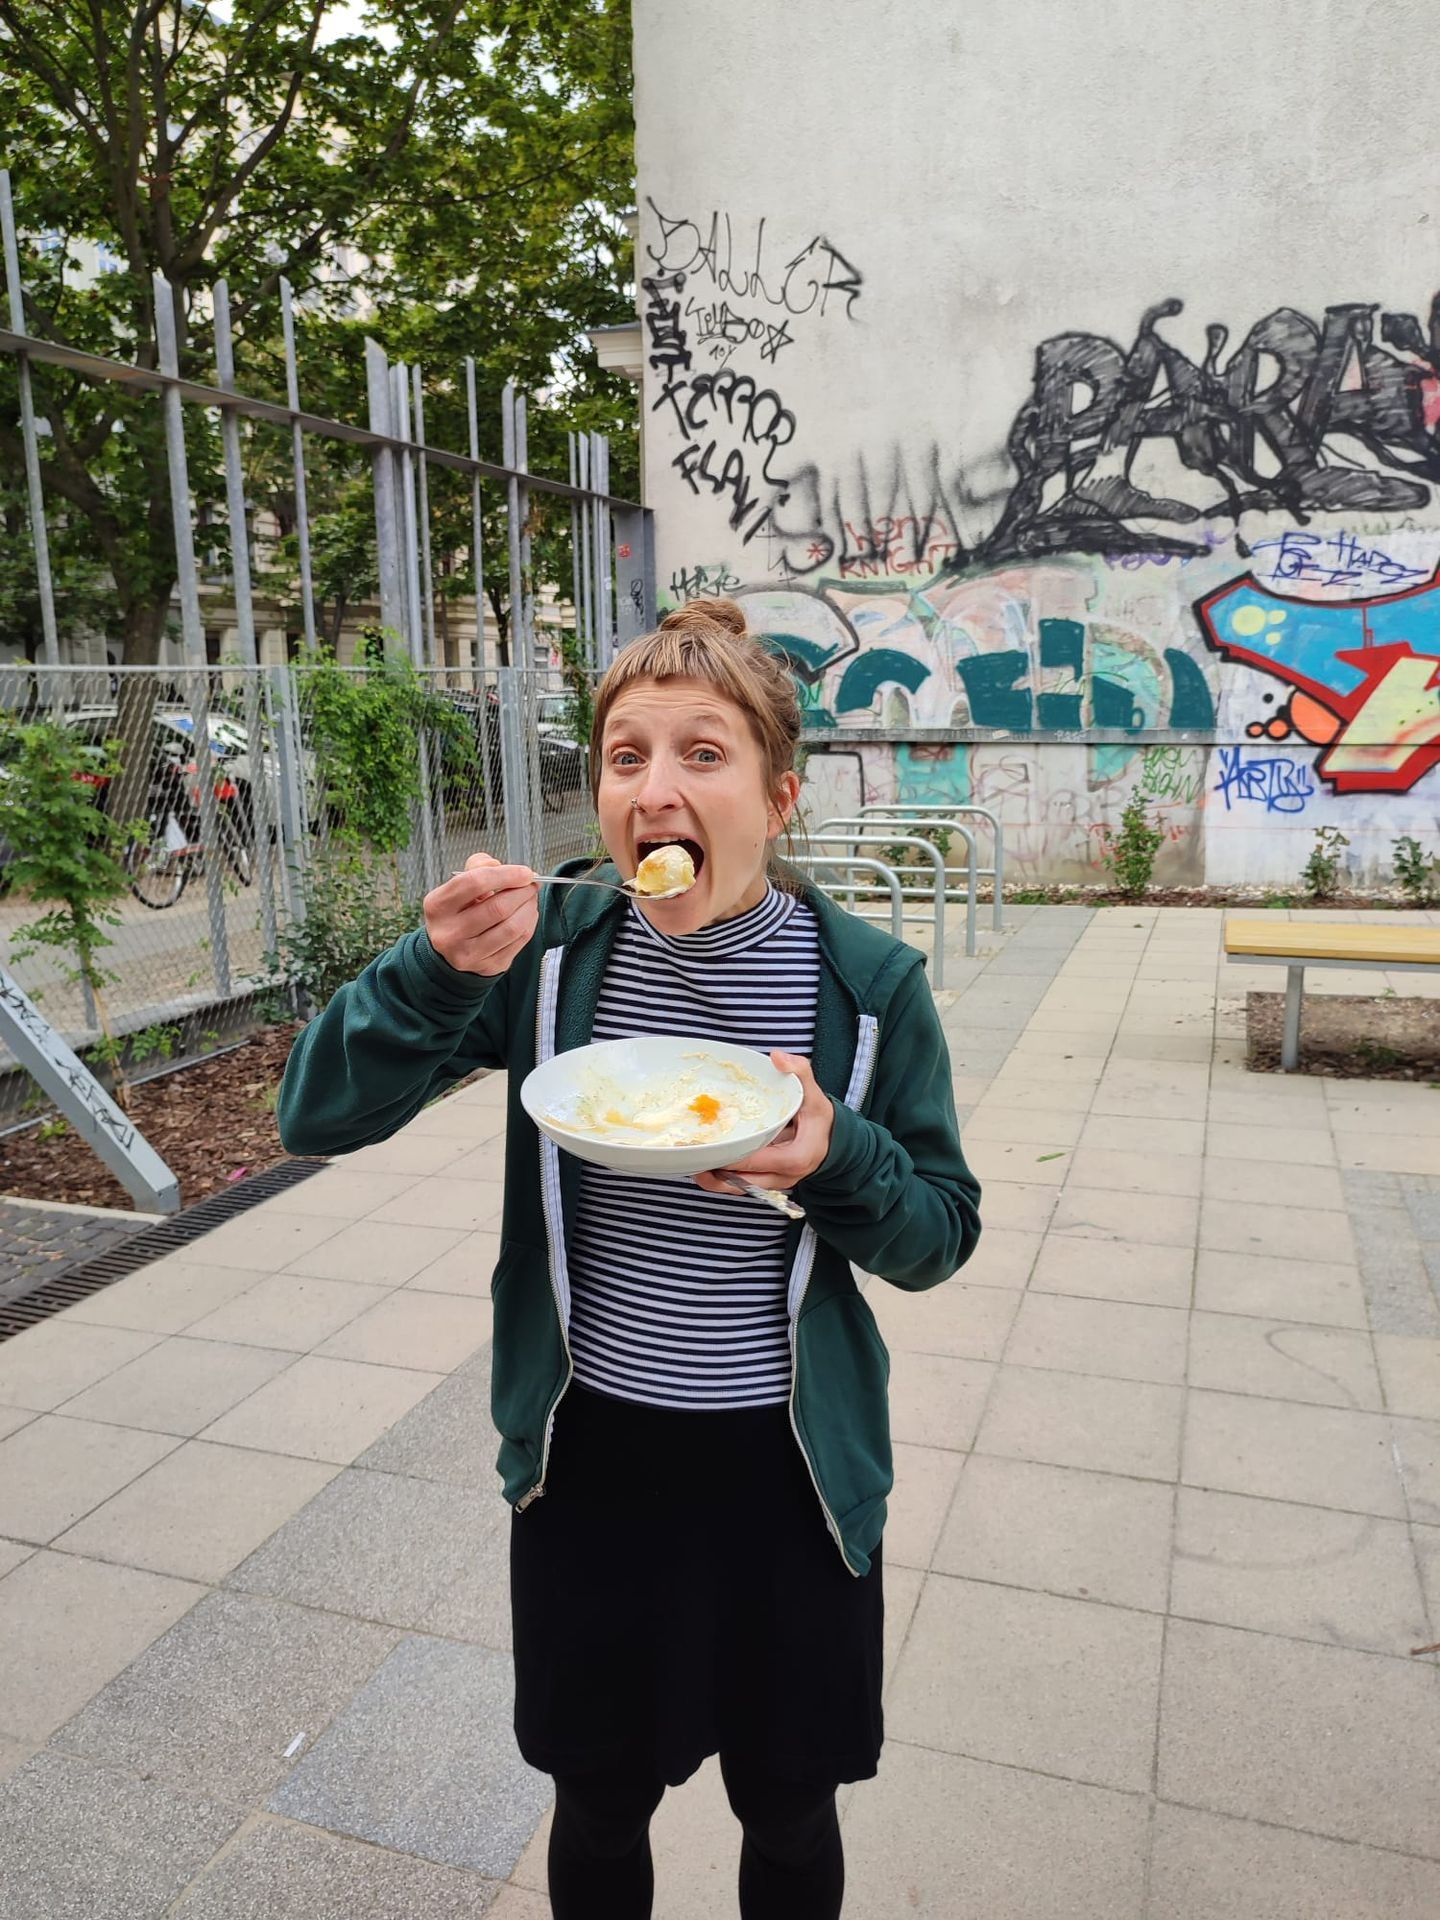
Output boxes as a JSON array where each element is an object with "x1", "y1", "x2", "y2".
[{"x1": 548, "y1": 1750, "x2": 845, "y2": 1919}]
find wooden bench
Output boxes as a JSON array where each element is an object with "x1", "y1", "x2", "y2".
[{"x1": 1224, "y1": 919, "x2": 1440, "y2": 1071}]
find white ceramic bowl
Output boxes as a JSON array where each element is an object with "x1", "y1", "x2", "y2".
[{"x1": 520, "y1": 1036, "x2": 803, "y2": 1176}]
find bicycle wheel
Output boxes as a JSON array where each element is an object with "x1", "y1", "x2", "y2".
[
  {"x1": 125, "y1": 829, "x2": 189, "y2": 910},
  {"x1": 217, "y1": 804, "x2": 254, "y2": 886}
]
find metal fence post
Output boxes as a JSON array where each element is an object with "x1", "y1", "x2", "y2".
[
  {"x1": 280, "y1": 278, "x2": 317, "y2": 650},
  {"x1": 392, "y1": 362, "x2": 424, "y2": 666},
  {"x1": 0, "y1": 170, "x2": 59, "y2": 671},
  {"x1": 411, "y1": 363, "x2": 437, "y2": 669},
  {"x1": 465, "y1": 355, "x2": 487, "y2": 681},
  {"x1": 365, "y1": 338, "x2": 405, "y2": 647},
  {"x1": 502, "y1": 382, "x2": 522, "y2": 670},
  {"x1": 268, "y1": 661, "x2": 308, "y2": 924},
  {"x1": 577, "y1": 431, "x2": 595, "y2": 670},
  {"x1": 515, "y1": 392, "x2": 535, "y2": 665},
  {"x1": 497, "y1": 667, "x2": 536, "y2": 870},
  {"x1": 213, "y1": 284, "x2": 279, "y2": 967}
]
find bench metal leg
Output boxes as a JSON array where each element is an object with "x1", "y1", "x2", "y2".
[{"x1": 1281, "y1": 965, "x2": 1304, "y2": 1071}]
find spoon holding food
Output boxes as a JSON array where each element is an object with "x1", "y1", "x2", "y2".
[{"x1": 531, "y1": 842, "x2": 698, "y2": 902}]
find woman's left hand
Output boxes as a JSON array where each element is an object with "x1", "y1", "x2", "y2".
[{"x1": 695, "y1": 1052, "x2": 835, "y2": 1195}]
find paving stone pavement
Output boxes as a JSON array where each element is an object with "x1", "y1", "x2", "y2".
[
  {"x1": 0, "y1": 1199, "x2": 154, "y2": 1308},
  {"x1": 0, "y1": 903, "x2": 1438, "y2": 1917}
]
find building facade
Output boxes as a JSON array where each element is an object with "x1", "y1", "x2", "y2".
[{"x1": 631, "y1": 0, "x2": 1440, "y2": 888}]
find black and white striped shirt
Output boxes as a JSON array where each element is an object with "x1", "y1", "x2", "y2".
[{"x1": 567, "y1": 885, "x2": 820, "y2": 1411}]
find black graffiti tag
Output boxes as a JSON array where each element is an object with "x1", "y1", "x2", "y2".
[
  {"x1": 983, "y1": 296, "x2": 1440, "y2": 563},
  {"x1": 645, "y1": 198, "x2": 863, "y2": 322}
]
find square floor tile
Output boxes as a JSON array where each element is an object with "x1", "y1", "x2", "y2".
[
  {"x1": 0, "y1": 1321, "x2": 158, "y2": 1413},
  {"x1": 934, "y1": 1454, "x2": 1172, "y2": 1611},
  {"x1": 227, "y1": 1466, "x2": 508, "y2": 1641},
  {"x1": 405, "y1": 1231, "x2": 502, "y2": 1297},
  {"x1": 1159, "y1": 1617, "x2": 1440, "y2": 1854},
  {"x1": 171, "y1": 1818, "x2": 501, "y2": 1918},
  {"x1": 435, "y1": 1143, "x2": 508, "y2": 1182},
  {"x1": 369, "y1": 1179, "x2": 507, "y2": 1234},
  {"x1": 1174, "y1": 1486, "x2": 1428, "y2": 1655},
  {"x1": 1049, "y1": 1187, "x2": 1198, "y2": 1249},
  {"x1": 61, "y1": 1337, "x2": 295, "y2": 1436},
  {"x1": 1031, "y1": 1235, "x2": 1193, "y2": 1308},
  {"x1": 201, "y1": 1355, "x2": 444, "y2": 1464},
  {"x1": 0, "y1": 1538, "x2": 33, "y2": 1581},
  {"x1": 1336, "y1": 1132, "x2": 1440, "y2": 1176},
  {"x1": 0, "y1": 1737, "x2": 33, "y2": 1784},
  {"x1": 966, "y1": 1140, "x2": 1071, "y2": 1185},
  {"x1": 1081, "y1": 1114, "x2": 1204, "y2": 1157},
  {"x1": 976, "y1": 1366, "x2": 1183, "y2": 1481},
  {"x1": 1193, "y1": 1250, "x2": 1368, "y2": 1330},
  {"x1": 1392, "y1": 1415, "x2": 1440, "y2": 1526},
  {"x1": 974, "y1": 1183, "x2": 1059, "y2": 1233},
  {"x1": 888, "y1": 1353, "x2": 993, "y2": 1451},
  {"x1": 187, "y1": 1210, "x2": 345, "y2": 1272},
  {"x1": 1188, "y1": 1312, "x2": 1382, "y2": 1409},
  {"x1": 958, "y1": 1226, "x2": 1042, "y2": 1289},
  {"x1": 264, "y1": 1168, "x2": 420, "y2": 1219},
  {"x1": 1413, "y1": 1523, "x2": 1440, "y2": 1628},
  {"x1": 966, "y1": 1105, "x2": 1087, "y2": 1146},
  {"x1": 1201, "y1": 1157, "x2": 1347, "y2": 1211},
  {"x1": 315, "y1": 1291, "x2": 492, "y2": 1373},
  {"x1": 841, "y1": 1741, "x2": 1147, "y2": 1920},
  {"x1": 0, "y1": 1414, "x2": 179, "y2": 1543},
  {"x1": 1205, "y1": 1120, "x2": 1336, "y2": 1167},
  {"x1": 1149, "y1": 1802, "x2": 1440, "y2": 1920},
  {"x1": 1183, "y1": 1390, "x2": 1405, "y2": 1517},
  {"x1": 0, "y1": 1551, "x2": 204, "y2": 1742},
  {"x1": 888, "y1": 1575, "x2": 1162, "y2": 1791},
  {"x1": 357, "y1": 1356, "x2": 496, "y2": 1487},
  {"x1": 56, "y1": 1440, "x2": 339, "y2": 1584},
  {"x1": 0, "y1": 1406, "x2": 34, "y2": 1444},
  {"x1": 869, "y1": 1281, "x2": 1018, "y2": 1361},
  {"x1": 1006, "y1": 1292, "x2": 1187, "y2": 1385},
  {"x1": 335, "y1": 1132, "x2": 475, "y2": 1176},
  {"x1": 405, "y1": 1096, "x2": 508, "y2": 1139},
  {"x1": 1061, "y1": 1147, "x2": 1201, "y2": 1198},
  {"x1": 65, "y1": 1259, "x2": 269, "y2": 1335},
  {"x1": 270, "y1": 1635, "x2": 549, "y2": 1879},
  {"x1": 884, "y1": 1444, "x2": 965, "y2": 1570},
  {"x1": 284, "y1": 1219, "x2": 469, "y2": 1286},
  {"x1": 186, "y1": 1273, "x2": 393, "y2": 1351},
  {"x1": 0, "y1": 1750, "x2": 239, "y2": 1920},
  {"x1": 1200, "y1": 1198, "x2": 1356, "y2": 1266},
  {"x1": 55, "y1": 1590, "x2": 399, "y2": 1801},
  {"x1": 1374, "y1": 1334, "x2": 1440, "y2": 1418}
]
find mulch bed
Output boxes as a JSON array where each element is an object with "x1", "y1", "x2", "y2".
[
  {"x1": 0, "y1": 1025, "x2": 302, "y2": 1212},
  {"x1": 1247, "y1": 991, "x2": 1440, "y2": 1082},
  {"x1": 1008, "y1": 885, "x2": 1427, "y2": 910}
]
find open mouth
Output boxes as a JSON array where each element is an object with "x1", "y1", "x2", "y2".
[{"x1": 636, "y1": 835, "x2": 706, "y2": 878}]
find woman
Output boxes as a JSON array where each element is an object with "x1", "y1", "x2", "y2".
[{"x1": 279, "y1": 597, "x2": 981, "y2": 1917}]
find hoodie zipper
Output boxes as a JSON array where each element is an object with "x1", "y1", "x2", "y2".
[
  {"x1": 785, "y1": 1011, "x2": 881, "y2": 1577},
  {"x1": 518, "y1": 945, "x2": 574, "y2": 1510}
]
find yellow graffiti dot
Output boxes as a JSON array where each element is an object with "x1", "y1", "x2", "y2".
[
  {"x1": 1267, "y1": 609, "x2": 1287, "y2": 625},
  {"x1": 1230, "y1": 605, "x2": 1268, "y2": 637}
]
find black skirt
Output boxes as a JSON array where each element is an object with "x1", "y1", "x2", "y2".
[{"x1": 510, "y1": 1382, "x2": 885, "y2": 1788}]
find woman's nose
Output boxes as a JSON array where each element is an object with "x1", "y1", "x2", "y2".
[{"x1": 635, "y1": 756, "x2": 683, "y2": 812}]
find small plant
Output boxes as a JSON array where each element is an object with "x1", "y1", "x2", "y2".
[
  {"x1": 199, "y1": 1028, "x2": 223, "y2": 1051},
  {"x1": 557, "y1": 627, "x2": 596, "y2": 748},
  {"x1": 1302, "y1": 826, "x2": 1349, "y2": 901},
  {"x1": 1393, "y1": 835, "x2": 1440, "y2": 907},
  {"x1": 268, "y1": 854, "x2": 420, "y2": 1011},
  {"x1": 1099, "y1": 796, "x2": 1164, "y2": 901},
  {"x1": 128, "y1": 1023, "x2": 182, "y2": 1065},
  {"x1": 36, "y1": 1117, "x2": 68, "y2": 1144},
  {"x1": 0, "y1": 717, "x2": 142, "y2": 1105}
]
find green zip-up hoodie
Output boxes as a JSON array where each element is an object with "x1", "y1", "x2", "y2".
[{"x1": 277, "y1": 871, "x2": 980, "y2": 1577}]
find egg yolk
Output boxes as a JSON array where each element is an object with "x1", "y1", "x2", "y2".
[{"x1": 688, "y1": 1093, "x2": 722, "y2": 1125}]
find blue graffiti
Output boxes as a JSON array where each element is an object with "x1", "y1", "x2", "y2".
[
  {"x1": 1213, "y1": 745, "x2": 1316, "y2": 814},
  {"x1": 1249, "y1": 529, "x2": 1431, "y2": 594}
]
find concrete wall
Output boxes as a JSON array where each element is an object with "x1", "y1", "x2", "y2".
[{"x1": 631, "y1": 0, "x2": 1440, "y2": 889}]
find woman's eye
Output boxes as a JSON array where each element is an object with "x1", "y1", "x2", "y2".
[
  {"x1": 611, "y1": 750, "x2": 641, "y2": 768},
  {"x1": 691, "y1": 747, "x2": 722, "y2": 765}
]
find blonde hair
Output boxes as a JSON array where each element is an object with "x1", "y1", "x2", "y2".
[{"x1": 589, "y1": 597, "x2": 802, "y2": 805}]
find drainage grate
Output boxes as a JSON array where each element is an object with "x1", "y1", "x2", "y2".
[{"x1": 0, "y1": 1158, "x2": 329, "y2": 1342}]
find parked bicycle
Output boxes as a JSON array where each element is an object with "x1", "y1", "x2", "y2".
[{"x1": 121, "y1": 751, "x2": 254, "y2": 910}]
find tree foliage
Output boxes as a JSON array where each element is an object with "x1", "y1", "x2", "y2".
[{"x1": 0, "y1": 0, "x2": 638, "y2": 664}]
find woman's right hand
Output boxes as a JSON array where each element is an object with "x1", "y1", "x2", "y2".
[{"x1": 424, "y1": 851, "x2": 539, "y2": 976}]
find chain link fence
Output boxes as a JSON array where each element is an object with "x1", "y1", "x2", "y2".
[{"x1": 0, "y1": 659, "x2": 596, "y2": 1112}]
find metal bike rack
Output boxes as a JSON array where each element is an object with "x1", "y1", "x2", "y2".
[
  {"x1": 792, "y1": 855, "x2": 905, "y2": 940},
  {"x1": 816, "y1": 818, "x2": 978, "y2": 962},
  {"x1": 857, "y1": 802, "x2": 1005, "y2": 932},
  {"x1": 800, "y1": 831, "x2": 953, "y2": 980}
]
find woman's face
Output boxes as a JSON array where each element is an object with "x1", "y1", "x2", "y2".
[{"x1": 597, "y1": 676, "x2": 799, "y2": 931}]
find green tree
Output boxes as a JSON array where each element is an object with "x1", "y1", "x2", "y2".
[{"x1": 0, "y1": 0, "x2": 638, "y2": 682}]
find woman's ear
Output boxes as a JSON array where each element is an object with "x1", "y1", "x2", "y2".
[{"x1": 768, "y1": 770, "x2": 803, "y2": 838}]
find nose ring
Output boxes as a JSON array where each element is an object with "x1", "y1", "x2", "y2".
[{"x1": 631, "y1": 797, "x2": 640, "y2": 810}]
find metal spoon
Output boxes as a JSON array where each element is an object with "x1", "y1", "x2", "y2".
[
  {"x1": 711, "y1": 1172, "x2": 806, "y2": 1220},
  {"x1": 535, "y1": 872, "x2": 693, "y2": 902}
]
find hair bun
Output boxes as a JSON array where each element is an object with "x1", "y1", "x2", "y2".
[{"x1": 659, "y1": 595, "x2": 748, "y2": 639}]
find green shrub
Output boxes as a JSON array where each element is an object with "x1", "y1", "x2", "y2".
[
  {"x1": 1302, "y1": 826, "x2": 1349, "y2": 901},
  {"x1": 1393, "y1": 835, "x2": 1439, "y2": 907},
  {"x1": 1099, "y1": 797, "x2": 1164, "y2": 901},
  {"x1": 269, "y1": 856, "x2": 419, "y2": 1012}
]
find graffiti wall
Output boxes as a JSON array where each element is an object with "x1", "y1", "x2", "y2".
[{"x1": 632, "y1": 0, "x2": 1440, "y2": 888}]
